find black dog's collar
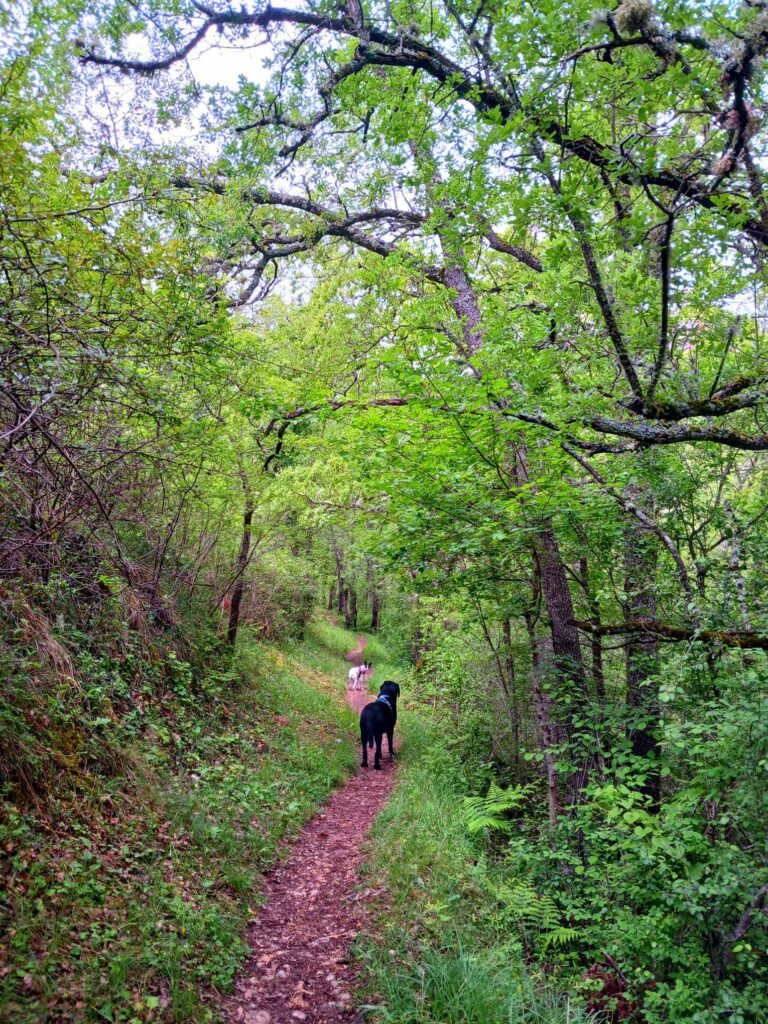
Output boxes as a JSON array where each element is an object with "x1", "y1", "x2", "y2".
[{"x1": 376, "y1": 695, "x2": 392, "y2": 710}]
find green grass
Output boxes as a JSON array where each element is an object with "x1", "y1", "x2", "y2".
[
  {"x1": 2, "y1": 609, "x2": 577, "y2": 1024},
  {"x1": 302, "y1": 615, "x2": 412, "y2": 697},
  {"x1": 354, "y1": 717, "x2": 585, "y2": 1024},
  {"x1": 303, "y1": 613, "x2": 359, "y2": 661},
  {"x1": 0, "y1": 627, "x2": 358, "y2": 1024}
]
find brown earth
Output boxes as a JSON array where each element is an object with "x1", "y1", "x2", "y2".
[
  {"x1": 345, "y1": 635, "x2": 367, "y2": 666},
  {"x1": 220, "y1": 640, "x2": 396, "y2": 1024}
]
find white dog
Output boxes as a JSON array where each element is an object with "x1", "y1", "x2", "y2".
[{"x1": 348, "y1": 661, "x2": 372, "y2": 690}]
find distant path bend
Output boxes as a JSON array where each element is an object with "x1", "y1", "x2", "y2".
[
  {"x1": 346, "y1": 635, "x2": 367, "y2": 666},
  {"x1": 221, "y1": 637, "x2": 396, "y2": 1024}
]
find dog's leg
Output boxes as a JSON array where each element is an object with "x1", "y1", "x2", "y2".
[
  {"x1": 360, "y1": 720, "x2": 368, "y2": 768},
  {"x1": 374, "y1": 732, "x2": 383, "y2": 770},
  {"x1": 387, "y1": 728, "x2": 395, "y2": 759}
]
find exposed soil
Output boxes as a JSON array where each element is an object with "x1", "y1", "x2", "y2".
[
  {"x1": 345, "y1": 635, "x2": 367, "y2": 666},
  {"x1": 221, "y1": 641, "x2": 396, "y2": 1024}
]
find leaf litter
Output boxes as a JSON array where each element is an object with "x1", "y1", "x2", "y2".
[{"x1": 221, "y1": 642, "x2": 396, "y2": 1024}]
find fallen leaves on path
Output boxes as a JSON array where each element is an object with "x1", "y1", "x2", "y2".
[{"x1": 221, "y1": 644, "x2": 395, "y2": 1024}]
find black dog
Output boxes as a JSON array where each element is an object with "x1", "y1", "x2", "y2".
[{"x1": 359, "y1": 680, "x2": 400, "y2": 770}]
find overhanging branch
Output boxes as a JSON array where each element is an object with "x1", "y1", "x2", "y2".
[
  {"x1": 80, "y1": 5, "x2": 768, "y2": 250},
  {"x1": 574, "y1": 619, "x2": 768, "y2": 651}
]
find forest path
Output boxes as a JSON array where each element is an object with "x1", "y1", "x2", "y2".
[
  {"x1": 345, "y1": 634, "x2": 367, "y2": 667},
  {"x1": 221, "y1": 639, "x2": 396, "y2": 1024}
]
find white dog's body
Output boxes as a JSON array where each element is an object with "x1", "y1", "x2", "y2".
[{"x1": 348, "y1": 662, "x2": 371, "y2": 690}]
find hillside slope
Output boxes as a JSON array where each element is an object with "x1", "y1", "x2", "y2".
[{"x1": 1, "y1": 616, "x2": 360, "y2": 1023}]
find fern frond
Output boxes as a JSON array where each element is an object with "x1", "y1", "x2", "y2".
[
  {"x1": 541, "y1": 926, "x2": 579, "y2": 949},
  {"x1": 464, "y1": 782, "x2": 528, "y2": 834}
]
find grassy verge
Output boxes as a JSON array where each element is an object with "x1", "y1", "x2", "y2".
[
  {"x1": 1, "y1": 627, "x2": 357, "y2": 1023},
  {"x1": 354, "y1": 715, "x2": 585, "y2": 1024},
  {"x1": 304, "y1": 616, "x2": 407, "y2": 691}
]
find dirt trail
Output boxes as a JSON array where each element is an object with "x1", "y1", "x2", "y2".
[
  {"x1": 346, "y1": 635, "x2": 367, "y2": 667},
  {"x1": 221, "y1": 640, "x2": 396, "y2": 1024}
]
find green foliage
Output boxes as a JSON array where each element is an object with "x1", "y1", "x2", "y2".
[
  {"x1": 362, "y1": 944, "x2": 586, "y2": 1024},
  {"x1": 0, "y1": 623, "x2": 357, "y2": 1023},
  {"x1": 472, "y1": 657, "x2": 768, "y2": 1023},
  {"x1": 305, "y1": 615, "x2": 361, "y2": 661},
  {"x1": 464, "y1": 782, "x2": 528, "y2": 834},
  {"x1": 356, "y1": 716, "x2": 585, "y2": 1024},
  {"x1": 6, "y1": 3, "x2": 768, "y2": 1023},
  {"x1": 488, "y1": 879, "x2": 579, "y2": 953}
]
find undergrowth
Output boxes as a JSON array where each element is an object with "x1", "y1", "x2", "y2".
[
  {"x1": 355, "y1": 717, "x2": 586, "y2": 1024},
  {"x1": 0, "y1": 606, "x2": 358, "y2": 1023}
]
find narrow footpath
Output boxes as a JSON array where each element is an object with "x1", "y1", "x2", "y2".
[{"x1": 221, "y1": 639, "x2": 397, "y2": 1024}]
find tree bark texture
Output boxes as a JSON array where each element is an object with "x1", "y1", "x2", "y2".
[
  {"x1": 344, "y1": 586, "x2": 357, "y2": 629},
  {"x1": 525, "y1": 612, "x2": 561, "y2": 825},
  {"x1": 367, "y1": 557, "x2": 380, "y2": 631},
  {"x1": 227, "y1": 498, "x2": 255, "y2": 647},
  {"x1": 624, "y1": 487, "x2": 661, "y2": 808},
  {"x1": 579, "y1": 557, "x2": 606, "y2": 701}
]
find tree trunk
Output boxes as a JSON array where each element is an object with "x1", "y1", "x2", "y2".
[
  {"x1": 725, "y1": 502, "x2": 752, "y2": 630},
  {"x1": 529, "y1": 534, "x2": 593, "y2": 808},
  {"x1": 476, "y1": 608, "x2": 522, "y2": 769},
  {"x1": 624, "y1": 488, "x2": 661, "y2": 809},
  {"x1": 332, "y1": 539, "x2": 345, "y2": 617},
  {"x1": 227, "y1": 497, "x2": 254, "y2": 647},
  {"x1": 524, "y1": 611, "x2": 561, "y2": 825},
  {"x1": 328, "y1": 581, "x2": 336, "y2": 612},
  {"x1": 344, "y1": 586, "x2": 357, "y2": 629},
  {"x1": 512, "y1": 446, "x2": 589, "y2": 718},
  {"x1": 579, "y1": 557, "x2": 606, "y2": 701},
  {"x1": 502, "y1": 617, "x2": 521, "y2": 765},
  {"x1": 536, "y1": 527, "x2": 587, "y2": 695},
  {"x1": 367, "y1": 557, "x2": 380, "y2": 631}
]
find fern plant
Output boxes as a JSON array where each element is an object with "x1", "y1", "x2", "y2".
[
  {"x1": 464, "y1": 782, "x2": 529, "y2": 834},
  {"x1": 490, "y1": 877, "x2": 580, "y2": 952},
  {"x1": 464, "y1": 785, "x2": 579, "y2": 951}
]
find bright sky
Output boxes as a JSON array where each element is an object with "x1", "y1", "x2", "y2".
[{"x1": 187, "y1": 39, "x2": 271, "y2": 89}]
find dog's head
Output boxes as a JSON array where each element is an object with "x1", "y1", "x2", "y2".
[{"x1": 379, "y1": 680, "x2": 400, "y2": 700}]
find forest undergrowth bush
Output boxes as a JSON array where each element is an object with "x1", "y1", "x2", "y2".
[
  {"x1": 356, "y1": 714, "x2": 587, "y2": 1024},
  {"x1": 486, "y1": 656, "x2": 768, "y2": 1024},
  {"x1": 0, "y1": 595, "x2": 358, "y2": 1023},
  {"x1": 376, "y1": 647, "x2": 768, "y2": 1024},
  {"x1": 238, "y1": 549, "x2": 317, "y2": 643}
]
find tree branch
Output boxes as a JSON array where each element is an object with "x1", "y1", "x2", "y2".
[
  {"x1": 562, "y1": 441, "x2": 696, "y2": 612},
  {"x1": 588, "y1": 416, "x2": 768, "y2": 450},
  {"x1": 721, "y1": 883, "x2": 768, "y2": 976},
  {"x1": 80, "y1": 6, "x2": 768, "y2": 249},
  {"x1": 574, "y1": 619, "x2": 768, "y2": 650}
]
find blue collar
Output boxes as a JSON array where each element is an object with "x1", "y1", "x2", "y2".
[{"x1": 376, "y1": 695, "x2": 392, "y2": 710}]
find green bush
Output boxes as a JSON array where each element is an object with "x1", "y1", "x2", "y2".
[
  {"x1": 474, "y1": 663, "x2": 768, "y2": 1023},
  {"x1": 356, "y1": 718, "x2": 584, "y2": 1024},
  {"x1": 0, "y1": 619, "x2": 357, "y2": 1023}
]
